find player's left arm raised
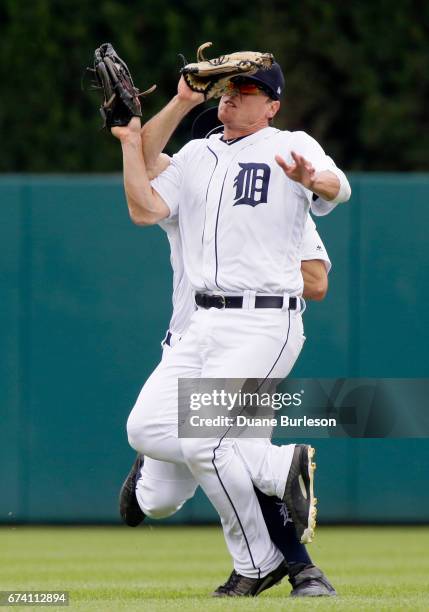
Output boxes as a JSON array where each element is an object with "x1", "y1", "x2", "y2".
[
  {"x1": 275, "y1": 132, "x2": 351, "y2": 213},
  {"x1": 275, "y1": 151, "x2": 342, "y2": 201}
]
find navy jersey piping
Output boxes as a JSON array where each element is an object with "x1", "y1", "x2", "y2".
[
  {"x1": 214, "y1": 171, "x2": 228, "y2": 290},
  {"x1": 202, "y1": 146, "x2": 219, "y2": 291},
  {"x1": 204, "y1": 146, "x2": 219, "y2": 242}
]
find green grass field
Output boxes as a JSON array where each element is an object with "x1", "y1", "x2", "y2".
[{"x1": 1, "y1": 526, "x2": 428, "y2": 611}]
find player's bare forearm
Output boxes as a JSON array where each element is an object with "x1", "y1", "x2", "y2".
[
  {"x1": 309, "y1": 171, "x2": 340, "y2": 202},
  {"x1": 140, "y1": 98, "x2": 193, "y2": 170},
  {"x1": 275, "y1": 152, "x2": 350, "y2": 203},
  {"x1": 141, "y1": 77, "x2": 204, "y2": 171},
  {"x1": 301, "y1": 260, "x2": 328, "y2": 301},
  {"x1": 116, "y1": 128, "x2": 170, "y2": 226}
]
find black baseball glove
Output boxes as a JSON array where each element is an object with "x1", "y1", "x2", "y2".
[{"x1": 92, "y1": 43, "x2": 156, "y2": 129}]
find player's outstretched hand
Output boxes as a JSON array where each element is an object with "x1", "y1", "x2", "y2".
[
  {"x1": 177, "y1": 75, "x2": 205, "y2": 106},
  {"x1": 111, "y1": 116, "x2": 142, "y2": 142},
  {"x1": 275, "y1": 151, "x2": 316, "y2": 190}
]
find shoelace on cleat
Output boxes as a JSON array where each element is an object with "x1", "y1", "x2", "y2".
[{"x1": 218, "y1": 571, "x2": 243, "y2": 592}]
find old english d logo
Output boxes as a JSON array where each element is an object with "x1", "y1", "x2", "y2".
[{"x1": 233, "y1": 163, "x2": 271, "y2": 207}]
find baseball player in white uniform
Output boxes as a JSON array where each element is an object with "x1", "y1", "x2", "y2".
[
  {"x1": 120, "y1": 210, "x2": 336, "y2": 596},
  {"x1": 112, "y1": 60, "x2": 351, "y2": 597}
]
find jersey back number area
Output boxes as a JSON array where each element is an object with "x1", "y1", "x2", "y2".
[{"x1": 233, "y1": 163, "x2": 271, "y2": 207}]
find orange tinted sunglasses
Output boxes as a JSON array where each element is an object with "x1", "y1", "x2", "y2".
[{"x1": 226, "y1": 81, "x2": 266, "y2": 95}]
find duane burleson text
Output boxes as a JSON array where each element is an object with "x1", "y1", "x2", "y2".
[{"x1": 189, "y1": 415, "x2": 337, "y2": 428}]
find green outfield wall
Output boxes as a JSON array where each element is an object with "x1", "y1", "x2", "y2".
[{"x1": 1, "y1": 174, "x2": 428, "y2": 524}]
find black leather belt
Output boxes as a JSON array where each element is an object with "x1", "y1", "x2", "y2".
[
  {"x1": 195, "y1": 293, "x2": 298, "y2": 310},
  {"x1": 165, "y1": 331, "x2": 172, "y2": 347}
]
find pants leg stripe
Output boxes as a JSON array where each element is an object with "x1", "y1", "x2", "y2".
[
  {"x1": 261, "y1": 308, "x2": 292, "y2": 381},
  {"x1": 212, "y1": 309, "x2": 292, "y2": 577},
  {"x1": 211, "y1": 446, "x2": 261, "y2": 578}
]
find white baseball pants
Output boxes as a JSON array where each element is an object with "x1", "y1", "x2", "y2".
[{"x1": 127, "y1": 305, "x2": 305, "y2": 578}]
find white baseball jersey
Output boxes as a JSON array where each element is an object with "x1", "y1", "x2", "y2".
[
  {"x1": 300, "y1": 216, "x2": 331, "y2": 273},
  {"x1": 159, "y1": 213, "x2": 331, "y2": 338},
  {"x1": 158, "y1": 216, "x2": 196, "y2": 338},
  {"x1": 152, "y1": 127, "x2": 347, "y2": 298}
]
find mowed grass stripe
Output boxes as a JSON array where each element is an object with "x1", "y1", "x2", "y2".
[{"x1": 1, "y1": 526, "x2": 428, "y2": 610}]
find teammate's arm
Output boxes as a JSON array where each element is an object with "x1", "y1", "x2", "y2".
[
  {"x1": 301, "y1": 260, "x2": 328, "y2": 301},
  {"x1": 146, "y1": 153, "x2": 171, "y2": 181},
  {"x1": 112, "y1": 118, "x2": 170, "y2": 226},
  {"x1": 300, "y1": 215, "x2": 331, "y2": 300},
  {"x1": 141, "y1": 77, "x2": 204, "y2": 172}
]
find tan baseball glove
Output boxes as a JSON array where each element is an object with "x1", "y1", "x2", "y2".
[{"x1": 181, "y1": 42, "x2": 274, "y2": 99}]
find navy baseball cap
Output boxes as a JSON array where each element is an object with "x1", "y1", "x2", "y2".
[{"x1": 231, "y1": 62, "x2": 285, "y2": 100}]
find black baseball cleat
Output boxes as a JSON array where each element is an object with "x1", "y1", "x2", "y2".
[
  {"x1": 212, "y1": 560, "x2": 288, "y2": 597},
  {"x1": 119, "y1": 454, "x2": 146, "y2": 527},
  {"x1": 283, "y1": 444, "x2": 317, "y2": 544},
  {"x1": 289, "y1": 563, "x2": 337, "y2": 597}
]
